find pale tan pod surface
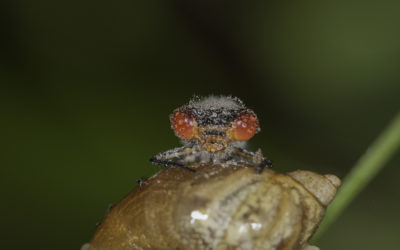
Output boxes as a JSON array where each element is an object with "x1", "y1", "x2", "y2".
[{"x1": 88, "y1": 164, "x2": 340, "y2": 250}]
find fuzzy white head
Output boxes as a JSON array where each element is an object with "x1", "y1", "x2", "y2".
[
  {"x1": 170, "y1": 95, "x2": 260, "y2": 153},
  {"x1": 151, "y1": 95, "x2": 271, "y2": 170}
]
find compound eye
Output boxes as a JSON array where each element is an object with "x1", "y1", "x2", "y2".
[
  {"x1": 171, "y1": 110, "x2": 195, "y2": 139},
  {"x1": 233, "y1": 111, "x2": 259, "y2": 141}
]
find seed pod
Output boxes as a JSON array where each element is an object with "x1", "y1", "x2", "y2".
[{"x1": 86, "y1": 164, "x2": 340, "y2": 250}]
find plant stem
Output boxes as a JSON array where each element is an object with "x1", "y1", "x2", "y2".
[{"x1": 311, "y1": 112, "x2": 400, "y2": 242}]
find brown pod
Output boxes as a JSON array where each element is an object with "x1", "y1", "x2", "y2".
[{"x1": 86, "y1": 164, "x2": 340, "y2": 250}]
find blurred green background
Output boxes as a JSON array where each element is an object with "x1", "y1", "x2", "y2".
[{"x1": 1, "y1": 0, "x2": 400, "y2": 249}]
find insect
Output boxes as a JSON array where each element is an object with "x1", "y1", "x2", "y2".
[
  {"x1": 86, "y1": 163, "x2": 341, "y2": 250},
  {"x1": 149, "y1": 95, "x2": 272, "y2": 172}
]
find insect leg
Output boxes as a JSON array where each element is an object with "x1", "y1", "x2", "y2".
[
  {"x1": 231, "y1": 147, "x2": 273, "y2": 173},
  {"x1": 136, "y1": 178, "x2": 147, "y2": 189},
  {"x1": 149, "y1": 146, "x2": 196, "y2": 172},
  {"x1": 254, "y1": 149, "x2": 273, "y2": 173}
]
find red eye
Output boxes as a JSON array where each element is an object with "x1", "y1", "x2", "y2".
[
  {"x1": 170, "y1": 110, "x2": 195, "y2": 139},
  {"x1": 233, "y1": 111, "x2": 259, "y2": 141}
]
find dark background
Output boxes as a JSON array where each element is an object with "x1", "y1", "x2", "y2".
[{"x1": 1, "y1": 0, "x2": 400, "y2": 249}]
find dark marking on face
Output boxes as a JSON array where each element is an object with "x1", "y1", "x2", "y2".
[
  {"x1": 188, "y1": 108, "x2": 245, "y2": 126},
  {"x1": 202, "y1": 130, "x2": 226, "y2": 137}
]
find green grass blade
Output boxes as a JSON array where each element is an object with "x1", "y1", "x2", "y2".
[{"x1": 311, "y1": 112, "x2": 400, "y2": 242}]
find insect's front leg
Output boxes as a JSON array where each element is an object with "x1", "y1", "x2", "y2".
[
  {"x1": 254, "y1": 149, "x2": 273, "y2": 173},
  {"x1": 231, "y1": 147, "x2": 273, "y2": 173},
  {"x1": 136, "y1": 178, "x2": 147, "y2": 189},
  {"x1": 149, "y1": 145, "x2": 197, "y2": 172}
]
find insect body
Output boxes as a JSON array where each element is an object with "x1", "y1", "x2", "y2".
[{"x1": 150, "y1": 96, "x2": 272, "y2": 172}]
